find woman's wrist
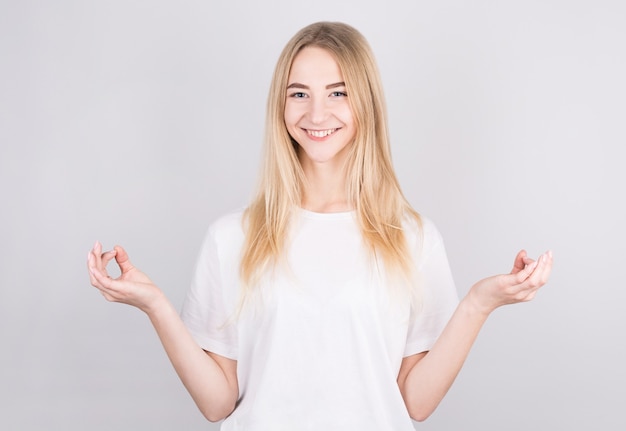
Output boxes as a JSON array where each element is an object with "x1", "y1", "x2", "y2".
[
  {"x1": 460, "y1": 288, "x2": 496, "y2": 321},
  {"x1": 141, "y1": 288, "x2": 171, "y2": 317}
]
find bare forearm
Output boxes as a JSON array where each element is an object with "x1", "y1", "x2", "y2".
[
  {"x1": 145, "y1": 295, "x2": 238, "y2": 421},
  {"x1": 88, "y1": 243, "x2": 238, "y2": 421},
  {"x1": 400, "y1": 298, "x2": 489, "y2": 421},
  {"x1": 400, "y1": 250, "x2": 552, "y2": 421}
]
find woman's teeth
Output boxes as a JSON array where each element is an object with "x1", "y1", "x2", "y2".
[{"x1": 307, "y1": 128, "x2": 337, "y2": 138}]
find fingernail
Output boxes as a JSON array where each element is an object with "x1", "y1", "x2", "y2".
[{"x1": 547, "y1": 250, "x2": 553, "y2": 259}]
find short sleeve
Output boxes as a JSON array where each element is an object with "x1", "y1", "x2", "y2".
[
  {"x1": 180, "y1": 213, "x2": 244, "y2": 360},
  {"x1": 403, "y1": 218, "x2": 459, "y2": 357}
]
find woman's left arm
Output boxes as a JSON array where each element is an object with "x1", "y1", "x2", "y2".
[{"x1": 397, "y1": 249, "x2": 553, "y2": 421}]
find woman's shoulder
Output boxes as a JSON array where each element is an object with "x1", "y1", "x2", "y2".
[
  {"x1": 403, "y1": 211, "x2": 440, "y2": 235},
  {"x1": 403, "y1": 211, "x2": 445, "y2": 252},
  {"x1": 205, "y1": 208, "x2": 246, "y2": 241}
]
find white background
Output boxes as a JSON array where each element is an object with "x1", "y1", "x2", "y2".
[{"x1": 1, "y1": 0, "x2": 624, "y2": 430}]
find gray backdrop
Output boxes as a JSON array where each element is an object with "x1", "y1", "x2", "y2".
[{"x1": 1, "y1": 0, "x2": 624, "y2": 430}]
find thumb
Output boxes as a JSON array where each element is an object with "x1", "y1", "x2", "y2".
[
  {"x1": 511, "y1": 249, "x2": 527, "y2": 274},
  {"x1": 113, "y1": 245, "x2": 135, "y2": 274},
  {"x1": 510, "y1": 259, "x2": 538, "y2": 284}
]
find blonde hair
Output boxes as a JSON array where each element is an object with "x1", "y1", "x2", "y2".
[{"x1": 240, "y1": 22, "x2": 421, "y2": 294}]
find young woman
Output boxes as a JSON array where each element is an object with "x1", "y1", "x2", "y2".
[{"x1": 87, "y1": 22, "x2": 552, "y2": 430}]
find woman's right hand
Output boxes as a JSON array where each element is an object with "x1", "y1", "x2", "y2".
[{"x1": 87, "y1": 241, "x2": 164, "y2": 314}]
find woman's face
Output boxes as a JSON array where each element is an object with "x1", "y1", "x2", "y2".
[{"x1": 284, "y1": 47, "x2": 356, "y2": 171}]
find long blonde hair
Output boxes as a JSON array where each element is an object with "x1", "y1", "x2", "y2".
[{"x1": 241, "y1": 22, "x2": 421, "y2": 292}]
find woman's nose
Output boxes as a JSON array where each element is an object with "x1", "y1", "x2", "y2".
[{"x1": 307, "y1": 97, "x2": 328, "y2": 124}]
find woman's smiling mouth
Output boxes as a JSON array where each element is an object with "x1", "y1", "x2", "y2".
[{"x1": 306, "y1": 128, "x2": 339, "y2": 138}]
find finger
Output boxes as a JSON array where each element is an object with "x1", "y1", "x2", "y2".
[
  {"x1": 525, "y1": 250, "x2": 553, "y2": 287},
  {"x1": 91, "y1": 241, "x2": 111, "y2": 273},
  {"x1": 87, "y1": 251, "x2": 98, "y2": 286},
  {"x1": 91, "y1": 271, "x2": 120, "y2": 302},
  {"x1": 92, "y1": 241, "x2": 121, "y2": 275},
  {"x1": 90, "y1": 264, "x2": 115, "y2": 291},
  {"x1": 89, "y1": 241, "x2": 102, "y2": 267},
  {"x1": 511, "y1": 250, "x2": 527, "y2": 274},
  {"x1": 100, "y1": 248, "x2": 117, "y2": 269},
  {"x1": 113, "y1": 245, "x2": 135, "y2": 274},
  {"x1": 94, "y1": 240, "x2": 103, "y2": 258},
  {"x1": 94, "y1": 241, "x2": 113, "y2": 271},
  {"x1": 507, "y1": 259, "x2": 538, "y2": 285},
  {"x1": 88, "y1": 256, "x2": 108, "y2": 289},
  {"x1": 511, "y1": 251, "x2": 553, "y2": 300}
]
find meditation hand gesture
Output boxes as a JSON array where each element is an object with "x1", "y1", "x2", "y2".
[
  {"x1": 87, "y1": 241, "x2": 164, "y2": 314},
  {"x1": 467, "y1": 250, "x2": 553, "y2": 316}
]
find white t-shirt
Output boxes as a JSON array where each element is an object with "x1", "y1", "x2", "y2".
[{"x1": 181, "y1": 209, "x2": 458, "y2": 430}]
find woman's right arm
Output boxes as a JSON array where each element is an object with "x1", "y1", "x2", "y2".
[{"x1": 87, "y1": 242, "x2": 238, "y2": 422}]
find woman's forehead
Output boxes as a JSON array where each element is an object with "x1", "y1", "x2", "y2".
[{"x1": 287, "y1": 47, "x2": 344, "y2": 85}]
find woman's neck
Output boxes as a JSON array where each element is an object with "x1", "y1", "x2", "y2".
[{"x1": 300, "y1": 160, "x2": 352, "y2": 213}]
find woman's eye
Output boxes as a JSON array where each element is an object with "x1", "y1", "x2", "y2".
[
  {"x1": 290, "y1": 92, "x2": 307, "y2": 98},
  {"x1": 331, "y1": 91, "x2": 347, "y2": 97}
]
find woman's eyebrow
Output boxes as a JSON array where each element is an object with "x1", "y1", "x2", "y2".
[
  {"x1": 287, "y1": 82, "x2": 308, "y2": 89},
  {"x1": 325, "y1": 81, "x2": 345, "y2": 89},
  {"x1": 286, "y1": 82, "x2": 346, "y2": 89}
]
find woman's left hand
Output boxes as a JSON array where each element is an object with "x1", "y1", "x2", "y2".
[{"x1": 466, "y1": 249, "x2": 553, "y2": 316}]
